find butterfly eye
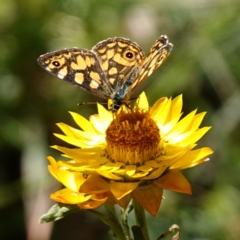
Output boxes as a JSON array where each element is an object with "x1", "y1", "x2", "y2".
[
  {"x1": 124, "y1": 51, "x2": 135, "y2": 60},
  {"x1": 52, "y1": 61, "x2": 61, "y2": 67}
]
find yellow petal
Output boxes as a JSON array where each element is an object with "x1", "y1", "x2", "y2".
[
  {"x1": 91, "y1": 192, "x2": 112, "y2": 201},
  {"x1": 132, "y1": 183, "x2": 163, "y2": 216},
  {"x1": 56, "y1": 123, "x2": 78, "y2": 138},
  {"x1": 170, "y1": 147, "x2": 214, "y2": 170},
  {"x1": 191, "y1": 112, "x2": 207, "y2": 131},
  {"x1": 80, "y1": 175, "x2": 110, "y2": 194},
  {"x1": 89, "y1": 114, "x2": 109, "y2": 134},
  {"x1": 180, "y1": 127, "x2": 211, "y2": 146},
  {"x1": 51, "y1": 145, "x2": 103, "y2": 162},
  {"x1": 154, "y1": 170, "x2": 192, "y2": 194},
  {"x1": 97, "y1": 103, "x2": 113, "y2": 124},
  {"x1": 69, "y1": 111, "x2": 97, "y2": 133},
  {"x1": 54, "y1": 133, "x2": 102, "y2": 148},
  {"x1": 101, "y1": 162, "x2": 124, "y2": 171},
  {"x1": 115, "y1": 194, "x2": 132, "y2": 209},
  {"x1": 51, "y1": 188, "x2": 91, "y2": 204},
  {"x1": 126, "y1": 165, "x2": 136, "y2": 176},
  {"x1": 137, "y1": 92, "x2": 149, "y2": 110},
  {"x1": 150, "y1": 97, "x2": 168, "y2": 118},
  {"x1": 47, "y1": 156, "x2": 59, "y2": 180},
  {"x1": 142, "y1": 165, "x2": 168, "y2": 180},
  {"x1": 160, "y1": 96, "x2": 183, "y2": 128},
  {"x1": 168, "y1": 95, "x2": 183, "y2": 122},
  {"x1": 170, "y1": 110, "x2": 197, "y2": 134},
  {"x1": 160, "y1": 117, "x2": 183, "y2": 136},
  {"x1": 97, "y1": 170, "x2": 123, "y2": 180},
  {"x1": 110, "y1": 181, "x2": 140, "y2": 199},
  {"x1": 80, "y1": 199, "x2": 107, "y2": 209},
  {"x1": 57, "y1": 123, "x2": 105, "y2": 144},
  {"x1": 137, "y1": 164, "x2": 152, "y2": 172},
  {"x1": 154, "y1": 98, "x2": 172, "y2": 126},
  {"x1": 55, "y1": 168, "x2": 86, "y2": 192},
  {"x1": 130, "y1": 171, "x2": 149, "y2": 179}
]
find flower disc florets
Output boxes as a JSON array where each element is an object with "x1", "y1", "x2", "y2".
[{"x1": 106, "y1": 109, "x2": 160, "y2": 165}]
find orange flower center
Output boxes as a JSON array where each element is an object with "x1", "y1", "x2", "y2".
[{"x1": 105, "y1": 109, "x2": 160, "y2": 165}]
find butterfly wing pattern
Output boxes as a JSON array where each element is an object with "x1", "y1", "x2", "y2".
[{"x1": 37, "y1": 35, "x2": 173, "y2": 110}]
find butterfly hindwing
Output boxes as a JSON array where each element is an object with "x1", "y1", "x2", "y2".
[
  {"x1": 126, "y1": 35, "x2": 173, "y2": 97},
  {"x1": 92, "y1": 37, "x2": 145, "y2": 91}
]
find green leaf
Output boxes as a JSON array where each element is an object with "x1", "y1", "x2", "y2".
[{"x1": 39, "y1": 203, "x2": 80, "y2": 223}]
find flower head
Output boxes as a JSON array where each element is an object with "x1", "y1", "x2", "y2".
[{"x1": 48, "y1": 93, "x2": 213, "y2": 216}]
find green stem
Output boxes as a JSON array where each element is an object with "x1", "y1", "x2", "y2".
[
  {"x1": 121, "y1": 202, "x2": 133, "y2": 240},
  {"x1": 93, "y1": 204, "x2": 126, "y2": 240},
  {"x1": 133, "y1": 199, "x2": 150, "y2": 240}
]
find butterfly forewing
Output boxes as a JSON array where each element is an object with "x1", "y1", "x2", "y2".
[{"x1": 37, "y1": 48, "x2": 113, "y2": 99}]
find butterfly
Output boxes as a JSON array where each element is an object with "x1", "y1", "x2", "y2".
[{"x1": 37, "y1": 35, "x2": 173, "y2": 111}]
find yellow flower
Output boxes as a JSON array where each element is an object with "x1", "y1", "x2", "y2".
[{"x1": 48, "y1": 93, "x2": 213, "y2": 216}]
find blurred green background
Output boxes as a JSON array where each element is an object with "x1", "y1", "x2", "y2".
[{"x1": 1, "y1": 0, "x2": 240, "y2": 239}]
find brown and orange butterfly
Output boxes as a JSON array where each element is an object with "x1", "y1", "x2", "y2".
[{"x1": 37, "y1": 35, "x2": 173, "y2": 111}]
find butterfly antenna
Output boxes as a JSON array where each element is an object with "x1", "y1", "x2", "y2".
[
  {"x1": 77, "y1": 101, "x2": 108, "y2": 106},
  {"x1": 129, "y1": 96, "x2": 139, "y2": 101}
]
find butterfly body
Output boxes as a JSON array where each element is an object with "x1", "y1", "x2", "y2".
[{"x1": 38, "y1": 35, "x2": 173, "y2": 111}]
